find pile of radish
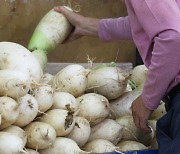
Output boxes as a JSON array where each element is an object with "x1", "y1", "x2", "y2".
[
  {"x1": 0, "y1": 6, "x2": 166, "y2": 153},
  {"x1": 0, "y1": 41, "x2": 166, "y2": 154}
]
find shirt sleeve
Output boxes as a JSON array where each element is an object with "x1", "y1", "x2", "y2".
[
  {"x1": 98, "y1": 16, "x2": 133, "y2": 41},
  {"x1": 142, "y1": 30, "x2": 180, "y2": 110},
  {"x1": 129, "y1": 0, "x2": 180, "y2": 110}
]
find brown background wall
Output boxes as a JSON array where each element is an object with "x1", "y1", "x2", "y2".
[{"x1": 0, "y1": 0, "x2": 136, "y2": 64}]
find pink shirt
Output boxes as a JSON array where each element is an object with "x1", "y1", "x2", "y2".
[{"x1": 98, "y1": 0, "x2": 180, "y2": 110}]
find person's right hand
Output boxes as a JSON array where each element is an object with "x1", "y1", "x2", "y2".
[{"x1": 54, "y1": 6, "x2": 100, "y2": 43}]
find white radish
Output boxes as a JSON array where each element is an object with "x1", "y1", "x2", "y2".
[
  {"x1": 89, "y1": 119, "x2": 123, "y2": 145},
  {"x1": 49, "y1": 64, "x2": 90, "y2": 97},
  {"x1": 150, "y1": 101, "x2": 166, "y2": 120},
  {"x1": 66, "y1": 116, "x2": 91, "y2": 147},
  {"x1": 0, "y1": 96, "x2": 19, "y2": 129},
  {"x1": 117, "y1": 141, "x2": 148, "y2": 152},
  {"x1": 15, "y1": 94, "x2": 39, "y2": 127},
  {"x1": 129, "y1": 65, "x2": 148, "y2": 87},
  {"x1": 0, "y1": 42, "x2": 42, "y2": 83},
  {"x1": 76, "y1": 93, "x2": 110, "y2": 125},
  {"x1": 39, "y1": 137, "x2": 89, "y2": 154},
  {"x1": 23, "y1": 149, "x2": 40, "y2": 154},
  {"x1": 39, "y1": 109, "x2": 76, "y2": 136},
  {"x1": 24, "y1": 122, "x2": 56, "y2": 150},
  {"x1": 40, "y1": 72, "x2": 54, "y2": 84},
  {"x1": 0, "y1": 132, "x2": 25, "y2": 154},
  {"x1": 87, "y1": 65, "x2": 128, "y2": 100},
  {"x1": 3, "y1": 125, "x2": 27, "y2": 146},
  {"x1": 110, "y1": 86, "x2": 143, "y2": 118},
  {"x1": 83, "y1": 139, "x2": 118, "y2": 153},
  {"x1": 116, "y1": 115, "x2": 155, "y2": 146},
  {"x1": 31, "y1": 85, "x2": 53, "y2": 115},
  {"x1": 28, "y1": 6, "x2": 73, "y2": 52},
  {"x1": 52, "y1": 92, "x2": 78, "y2": 111},
  {"x1": 0, "y1": 69, "x2": 30, "y2": 99}
]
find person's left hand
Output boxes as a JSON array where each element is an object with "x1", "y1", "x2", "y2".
[{"x1": 131, "y1": 95, "x2": 153, "y2": 133}]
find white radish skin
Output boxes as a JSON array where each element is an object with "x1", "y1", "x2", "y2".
[
  {"x1": 76, "y1": 93, "x2": 110, "y2": 126},
  {"x1": 0, "y1": 69, "x2": 30, "y2": 99},
  {"x1": 129, "y1": 65, "x2": 148, "y2": 87},
  {"x1": 117, "y1": 141, "x2": 148, "y2": 152},
  {"x1": 49, "y1": 64, "x2": 90, "y2": 97},
  {"x1": 52, "y1": 92, "x2": 78, "y2": 111},
  {"x1": 110, "y1": 86, "x2": 143, "y2": 118},
  {"x1": 3, "y1": 125, "x2": 27, "y2": 146},
  {"x1": 39, "y1": 137, "x2": 89, "y2": 154},
  {"x1": 89, "y1": 119, "x2": 123, "y2": 145},
  {"x1": 0, "y1": 132, "x2": 25, "y2": 154},
  {"x1": 116, "y1": 116, "x2": 155, "y2": 146},
  {"x1": 40, "y1": 73, "x2": 54, "y2": 84},
  {"x1": 66, "y1": 116, "x2": 91, "y2": 147},
  {"x1": 23, "y1": 149, "x2": 40, "y2": 154},
  {"x1": 28, "y1": 7, "x2": 73, "y2": 52},
  {"x1": 83, "y1": 139, "x2": 117, "y2": 153},
  {"x1": 15, "y1": 94, "x2": 39, "y2": 127},
  {"x1": 0, "y1": 96, "x2": 19, "y2": 130},
  {"x1": 39, "y1": 109, "x2": 76, "y2": 136},
  {"x1": 0, "y1": 42, "x2": 42, "y2": 83},
  {"x1": 150, "y1": 101, "x2": 166, "y2": 120},
  {"x1": 31, "y1": 85, "x2": 53, "y2": 115},
  {"x1": 87, "y1": 66, "x2": 128, "y2": 100},
  {"x1": 24, "y1": 122, "x2": 56, "y2": 150}
]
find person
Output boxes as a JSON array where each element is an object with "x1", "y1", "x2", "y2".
[{"x1": 54, "y1": 1, "x2": 180, "y2": 153}]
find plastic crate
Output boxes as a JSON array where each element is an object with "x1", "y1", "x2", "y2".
[{"x1": 106, "y1": 149, "x2": 158, "y2": 154}]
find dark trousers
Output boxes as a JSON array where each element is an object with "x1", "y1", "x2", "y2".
[{"x1": 157, "y1": 84, "x2": 180, "y2": 154}]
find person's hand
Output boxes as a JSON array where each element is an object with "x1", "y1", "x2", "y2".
[
  {"x1": 54, "y1": 6, "x2": 100, "y2": 43},
  {"x1": 54, "y1": 6, "x2": 85, "y2": 43},
  {"x1": 131, "y1": 95, "x2": 153, "y2": 133}
]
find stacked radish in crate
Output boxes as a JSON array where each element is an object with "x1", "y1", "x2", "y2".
[{"x1": 0, "y1": 42, "x2": 166, "y2": 154}]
